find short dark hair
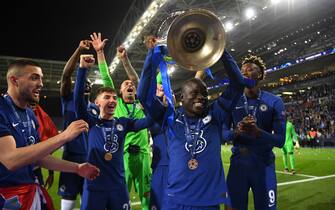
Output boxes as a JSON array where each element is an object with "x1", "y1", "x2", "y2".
[
  {"x1": 7, "y1": 59, "x2": 41, "y2": 79},
  {"x1": 242, "y1": 55, "x2": 266, "y2": 80},
  {"x1": 95, "y1": 87, "x2": 117, "y2": 98},
  {"x1": 181, "y1": 78, "x2": 207, "y2": 94},
  {"x1": 8, "y1": 59, "x2": 41, "y2": 70}
]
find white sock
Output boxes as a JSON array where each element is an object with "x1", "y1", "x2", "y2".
[{"x1": 61, "y1": 199, "x2": 76, "y2": 210}]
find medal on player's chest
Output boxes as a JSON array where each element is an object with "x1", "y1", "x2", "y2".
[
  {"x1": 188, "y1": 158, "x2": 199, "y2": 170},
  {"x1": 104, "y1": 152, "x2": 113, "y2": 161},
  {"x1": 102, "y1": 120, "x2": 116, "y2": 162}
]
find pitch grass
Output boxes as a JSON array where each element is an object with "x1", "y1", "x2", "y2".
[{"x1": 43, "y1": 146, "x2": 335, "y2": 210}]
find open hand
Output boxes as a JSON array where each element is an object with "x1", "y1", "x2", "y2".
[
  {"x1": 77, "y1": 163, "x2": 100, "y2": 180},
  {"x1": 90, "y1": 32, "x2": 108, "y2": 52}
]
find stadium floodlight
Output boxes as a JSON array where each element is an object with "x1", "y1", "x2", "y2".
[
  {"x1": 282, "y1": 91, "x2": 294, "y2": 95},
  {"x1": 94, "y1": 79, "x2": 103, "y2": 85},
  {"x1": 109, "y1": 0, "x2": 168, "y2": 74},
  {"x1": 245, "y1": 8, "x2": 256, "y2": 20},
  {"x1": 224, "y1": 21, "x2": 234, "y2": 32},
  {"x1": 271, "y1": 0, "x2": 282, "y2": 5}
]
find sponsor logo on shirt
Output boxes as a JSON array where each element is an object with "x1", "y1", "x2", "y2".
[
  {"x1": 184, "y1": 130, "x2": 207, "y2": 154},
  {"x1": 104, "y1": 134, "x2": 119, "y2": 153}
]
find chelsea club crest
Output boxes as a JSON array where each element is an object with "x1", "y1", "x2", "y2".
[
  {"x1": 116, "y1": 124, "x2": 124, "y2": 131},
  {"x1": 260, "y1": 104, "x2": 268, "y2": 112}
]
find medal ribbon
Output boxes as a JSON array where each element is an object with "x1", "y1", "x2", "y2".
[
  {"x1": 4, "y1": 94, "x2": 33, "y2": 145},
  {"x1": 242, "y1": 91, "x2": 262, "y2": 120},
  {"x1": 182, "y1": 115, "x2": 202, "y2": 159}
]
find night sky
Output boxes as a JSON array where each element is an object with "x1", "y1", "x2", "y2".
[{"x1": 0, "y1": 0, "x2": 133, "y2": 61}]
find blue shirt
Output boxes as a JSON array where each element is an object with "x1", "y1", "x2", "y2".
[
  {"x1": 137, "y1": 47, "x2": 252, "y2": 206},
  {"x1": 74, "y1": 67, "x2": 152, "y2": 191},
  {"x1": 223, "y1": 91, "x2": 286, "y2": 164},
  {"x1": 61, "y1": 94, "x2": 97, "y2": 155},
  {"x1": 0, "y1": 95, "x2": 40, "y2": 187},
  {"x1": 150, "y1": 123, "x2": 169, "y2": 169}
]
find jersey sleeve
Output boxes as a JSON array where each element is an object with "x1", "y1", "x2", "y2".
[
  {"x1": 125, "y1": 117, "x2": 154, "y2": 132},
  {"x1": 0, "y1": 112, "x2": 11, "y2": 138},
  {"x1": 256, "y1": 98, "x2": 286, "y2": 148},
  {"x1": 137, "y1": 47, "x2": 167, "y2": 126},
  {"x1": 216, "y1": 50, "x2": 254, "y2": 112},
  {"x1": 291, "y1": 123, "x2": 298, "y2": 142},
  {"x1": 98, "y1": 61, "x2": 115, "y2": 89},
  {"x1": 74, "y1": 67, "x2": 92, "y2": 125}
]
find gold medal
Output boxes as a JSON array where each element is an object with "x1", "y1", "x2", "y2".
[
  {"x1": 188, "y1": 159, "x2": 198, "y2": 170},
  {"x1": 104, "y1": 152, "x2": 113, "y2": 161}
]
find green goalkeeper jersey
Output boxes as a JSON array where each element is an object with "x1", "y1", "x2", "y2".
[
  {"x1": 285, "y1": 121, "x2": 297, "y2": 146},
  {"x1": 98, "y1": 62, "x2": 150, "y2": 154}
]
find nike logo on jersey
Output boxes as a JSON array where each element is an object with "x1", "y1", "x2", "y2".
[
  {"x1": 268, "y1": 203, "x2": 275, "y2": 207},
  {"x1": 235, "y1": 106, "x2": 244, "y2": 110},
  {"x1": 12, "y1": 122, "x2": 19, "y2": 127},
  {"x1": 176, "y1": 119, "x2": 184, "y2": 124}
]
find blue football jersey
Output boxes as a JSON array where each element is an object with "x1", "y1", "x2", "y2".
[
  {"x1": 74, "y1": 67, "x2": 152, "y2": 192},
  {"x1": 137, "y1": 47, "x2": 253, "y2": 206},
  {"x1": 61, "y1": 94, "x2": 88, "y2": 155},
  {"x1": 223, "y1": 91, "x2": 286, "y2": 164},
  {"x1": 0, "y1": 95, "x2": 40, "y2": 187},
  {"x1": 150, "y1": 123, "x2": 169, "y2": 169}
]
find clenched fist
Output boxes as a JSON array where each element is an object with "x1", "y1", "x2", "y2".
[
  {"x1": 117, "y1": 46, "x2": 127, "y2": 60},
  {"x1": 79, "y1": 54, "x2": 95, "y2": 69}
]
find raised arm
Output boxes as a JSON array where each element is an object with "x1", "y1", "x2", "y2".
[
  {"x1": 117, "y1": 46, "x2": 140, "y2": 87},
  {"x1": 90, "y1": 32, "x2": 115, "y2": 88},
  {"x1": 217, "y1": 50, "x2": 255, "y2": 112},
  {"x1": 137, "y1": 46, "x2": 166, "y2": 124},
  {"x1": 60, "y1": 40, "x2": 91, "y2": 97},
  {"x1": 74, "y1": 55, "x2": 95, "y2": 122}
]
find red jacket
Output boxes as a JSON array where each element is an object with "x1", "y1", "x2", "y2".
[{"x1": 34, "y1": 105, "x2": 58, "y2": 141}]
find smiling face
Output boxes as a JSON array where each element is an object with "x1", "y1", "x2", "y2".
[
  {"x1": 95, "y1": 88, "x2": 118, "y2": 120},
  {"x1": 241, "y1": 62, "x2": 262, "y2": 81},
  {"x1": 181, "y1": 78, "x2": 208, "y2": 117},
  {"x1": 120, "y1": 80, "x2": 136, "y2": 103}
]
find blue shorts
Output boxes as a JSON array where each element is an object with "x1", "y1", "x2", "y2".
[
  {"x1": 227, "y1": 155, "x2": 277, "y2": 210},
  {"x1": 150, "y1": 165, "x2": 169, "y2": 209},
  {"x1": 81, "y1": 187, "x2": 130, "y2": 210},
  {"x1": 58, "y1": 152, "x2": 86, "y2": 198},
  {"x1": 162, "y1": 199, "x2": 220, "y2": 210}
]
